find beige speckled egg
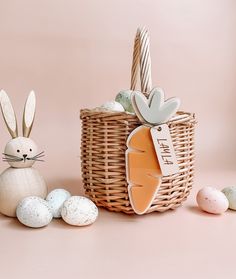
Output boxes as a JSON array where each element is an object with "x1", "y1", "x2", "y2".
[
  {"x1": 222, "y1": 186, "x2": 236, "y2": 210},
  {"x1": 61, "y1": 196, "x2": 98, "y2": 226},
  {"x1": 100, "y1": 101, "x2": 125, "y2": 112},
  {"x1": 16, "y1": 196, "x2": 53, "y2": 228},
  {"x1": 46, "y1": 188, "x2": 71, "y2": 218},
  {"x1": 196, "y1": 187, "x2": 229, "y2": 214}
]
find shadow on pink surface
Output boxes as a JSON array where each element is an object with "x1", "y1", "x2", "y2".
[{"x1": 186, "y1": 205, "x2": 222, "y2": 217}]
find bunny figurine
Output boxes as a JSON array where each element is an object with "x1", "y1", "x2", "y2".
[{"x1": 0, "y1": 90, "x2": 47, "y2": 217}]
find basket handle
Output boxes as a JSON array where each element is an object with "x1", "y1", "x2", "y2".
[{"x1": 130, "y1": 27, "x2": 152, "y2": 94}]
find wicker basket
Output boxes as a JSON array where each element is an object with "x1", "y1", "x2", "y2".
[{"x1": 80, "y1": 28, "x2": 196, "y2": 214}]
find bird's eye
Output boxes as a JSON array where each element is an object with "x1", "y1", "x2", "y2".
[
  {"x1": 30, "y1": 149, "x2": 32, "y2": 152},
  {"x1": 17, "y1": 149, "x2": 20, "y2": 153}
]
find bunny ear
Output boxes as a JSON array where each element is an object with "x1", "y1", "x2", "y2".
[
  {"x1": 23, "y1": 90, "x2": 36, "y2": 137},
  {"x1": 0, "y1": 90, "x2": 18, "y2": 138}
]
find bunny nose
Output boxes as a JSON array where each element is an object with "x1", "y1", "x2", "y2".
[{"x1": 23, "y1": 154, "x2": 27, "y2": 158}]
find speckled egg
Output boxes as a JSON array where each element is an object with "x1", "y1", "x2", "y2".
[
  {"x1": 61, "y1": 196, "x2": 98, "y2": 226},
  {"x1": 46, "y1": 188, "x2": 71, "y2": 218},
  {"x1": 16, "y1": 196, "x2": 53, "y2": 228},
  {"x1": 100, "y1": 101, "x2": 125, "y2": 112},
  {"x1": 222, "y1": 186, "x2": 236, "y2": 210},
  {"x1": 196, "y1": 187, "x2": 229, "y2": 214},
  {"x1": 115, "y1": 90, "x2": 134, "y2": 113}
]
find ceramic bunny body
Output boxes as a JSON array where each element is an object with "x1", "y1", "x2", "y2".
[{"x1": 0, "y1": 90, "x2": 47, "y2": 217}]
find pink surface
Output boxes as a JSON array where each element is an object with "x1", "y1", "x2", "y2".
[
  {"x1": 1, "y1": 171, "x2": 236, "y2": 279},
  {"x1": 0, "y1": 1, "x2": 236, "y2": 278}
]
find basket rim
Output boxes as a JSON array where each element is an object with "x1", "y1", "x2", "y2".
[{"x1": 80, "y1": 109, "x2": 196, "y2": 125}]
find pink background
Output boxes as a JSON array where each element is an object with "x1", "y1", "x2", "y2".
[{"x1": 0, "y1": 1, "x2": 236, "y2": 278}]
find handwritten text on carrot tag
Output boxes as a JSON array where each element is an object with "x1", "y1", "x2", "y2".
[{"x1": 150, "y1": 124, "x2": 179, "y2": 176}]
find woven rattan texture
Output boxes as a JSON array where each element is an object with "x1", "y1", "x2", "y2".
[{"x1": 80, "y1": 109, "x2": 196, "y2": 214}]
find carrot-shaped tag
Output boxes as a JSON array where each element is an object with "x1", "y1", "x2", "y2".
[
  {"x1": 126, "y1": 125, "x2": 162, "y2": 215},
  {"x1": 126, "y1": 87, "x2": 180, "y2": 214}
]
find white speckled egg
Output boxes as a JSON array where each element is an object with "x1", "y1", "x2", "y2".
[
  {"x1": 16, "y1": 196, "x2": 53, "y2": 228},
  {"x1": 61, "y1": 196, "x2": 98, "y2": 226},
  {"x1": 46, "y1": 188, "x2": 71, "y2": 218},
  {"x1": 100, "y1": 101, "x2": 125, "y2": 112},
  {"x1": 115, "y1": 90, "x2": 134, "y2": 113},
  {"x1": 196, "y1": 187, "x2": 229, "y2": 214},
  {"x1": 222, "y1": 186, "x2": 236, "y2": 210}
]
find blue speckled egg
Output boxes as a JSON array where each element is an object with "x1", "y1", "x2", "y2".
[
  {"x1": 222, "y1": 186, "x2": 236, "y2": 210},
  {"x1": 115, "y1": 90, "x2": 134, "y2": 113},
  {"x1": 46, "y1": 188, "x2": 71, "y2": 218}
]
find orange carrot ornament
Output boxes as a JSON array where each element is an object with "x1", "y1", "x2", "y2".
[{"x1": 126, "y1": 87, "x2": 180, "y2": 214}]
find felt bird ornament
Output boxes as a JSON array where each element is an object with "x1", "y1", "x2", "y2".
[
  {"x1": 0, "y1": 90, "x2": 47, "y2": 217},
  {"x1": 126, "y1": 87, "x2": 180, "y2": 214}
]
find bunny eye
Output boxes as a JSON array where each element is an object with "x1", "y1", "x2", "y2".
[
  {"x1": 17, "y1": 149, "x2": 20, "y2": 153},
  {"x1": 30, "y1": 149, "x2": 32, "y2": 152}
]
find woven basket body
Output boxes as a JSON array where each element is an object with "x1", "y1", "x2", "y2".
[{"x1": 80, "y1": 109, "x2": 196, "y2": 214}]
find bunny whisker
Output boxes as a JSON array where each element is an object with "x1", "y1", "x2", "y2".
[
  {"x1": 3, "y1": 157, "x2": 23, "y2": 161},
  {"x1": 3, "y1": 158, "x2": 23, "y2": 162},
  {"x1": 34, "y1": 151, "x2": 44, "y2": 157},
  {"x1": 27, "y1": 158, "x2": 45, "y2": 162},
  {"x1": 32, "y1": 156, "x2": 45, "y2": 160},
  {"x1": 2, "y1": 156, "x2": 23, "y2": 161},
  {"x1": 29, "y1": 156, "x2": 44, "y2": 159},
  {"x1": 32, "y1": 154, "x2": 45, "y2": 159},
  {"x1": 2, "y1": 158, "x2": 20, "y2": 162},
  {"x1": 2, "y1": 153, "x2": 21, "y2": 159},
  {"x1": 3, "y1": 159, "x2": 23, "y2": 162},
  {"x1": 31, "y1": 151, "x2": 45, "y2": 159},
  {"x1": 3, "y1": 161, "x2": 21, "y2": 163}
]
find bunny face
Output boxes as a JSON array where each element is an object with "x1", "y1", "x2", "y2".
[
  {"x1": 0, "y1": 90, "x2": 45, "y2": 168},
  {"x1": 4, "y1": 137, "x2": 38, "y2": 168}
]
